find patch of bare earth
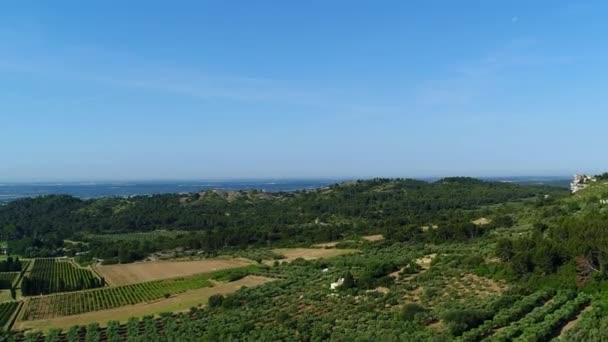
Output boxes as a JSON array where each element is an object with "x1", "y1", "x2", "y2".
[
  {"x1": 428, "y1": 320, "x2": 445, "y2": 331},
  {"x1": 311, "y1": 241, "x2": 340, "y2": 248},
  {"x1": 362, "y1": 234, "x2": 384, "y2": 242},
  {"x1": 366, "y1": 287, "x2": 390, "y2": 294},
  {"x1": 461, "y1": 273, "x2": 508, "y2": 295},
  {"x1": 420, "y1": 225, "x2": 438, "y2": 232},
  {"x1": 558, "y1": 305, "x2": 592, "y2": 339},
  {"x1": 472, "y1": 217, "x2": 492, "y2": 226},
  {"x1": 270, "y1": 248, "x2": 358, "y2": 263},
  {"x1": 391, "y1": 254, "x2": 436, "y2": 281},
  {"x1": 417, "y1": 254, "x2": 436, "y2": 269},
  {"x1": 13, "y1": 276, "x2": 273, "y2": 332},
  {"x1": 94, "y1": 259, "x2": 254, "y2": 286}
]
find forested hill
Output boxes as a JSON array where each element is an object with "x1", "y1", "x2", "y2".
[{"x1": 0, "y1": 177, "x2": 567, "y2": 260}]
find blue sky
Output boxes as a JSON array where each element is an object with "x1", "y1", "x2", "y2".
[{"x1": 2, "y1": 1, "x2": 608, "y2": 181}]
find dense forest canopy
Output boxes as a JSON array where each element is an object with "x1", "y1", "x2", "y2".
[{"x1": 0, "y1": 178, "x2": 565, "y2": 262}]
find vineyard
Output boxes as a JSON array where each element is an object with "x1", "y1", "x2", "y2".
[
  {"x1": 0, "y1": 258, "x2": 29, "y2": 290},
  {"x1": 455, "y1": 290, "x2": 590, "y2": 341},
  {"x1": 0, "y1": 301, "x2": 19, "y2": 330},
  {"x1": 22, "y1": 259, "x2": 102, "y2": 295},
  {"x1": 12, "y1": 314, "x2": 206, "y2": 341},
  {"x1": 0, "y1": 243, "x2": 599, "y2": 341},
  {"x1": 0, "y1": 273, "x2": 19, "y2": 289},
  {"x1": 19, "y1": 268, "x2": 255, "y2": 321}
]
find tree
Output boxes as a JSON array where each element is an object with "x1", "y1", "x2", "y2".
[
  {"x1": 342, "y1": 271, "x2": 355, "y2": 290},
  {"x1": 208, "y1": 294, "x2": 224, "y2": 308},
  {"x1": 533, "y1": 242, "x2": 563, "y2": 274},
  {"x1": 401, "y1": 303, "x2": 426, "y2": 321},
  {"x1": 511, "y1": 252, "x2": 533, "y2": 276},
  {"x1": 495, "y1": 238, "x2": 514, "y2": 262},
  {"x1": 495, "y1": 215, "x2": 514, "y2": 228}
]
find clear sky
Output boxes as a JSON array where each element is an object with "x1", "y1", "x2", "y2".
[{"x1": 2, "y1": 1, "x2": 608, "y2": 181}]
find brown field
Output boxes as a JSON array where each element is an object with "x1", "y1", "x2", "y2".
[
  {"x1": 13, "y1": 275, "x2": 273, "y2": 332},
  {"x1": 94, "y1": 259, "x2": 253, "y2": 286},
  {"x1": 472, "y1": 217, "x2": 492, "y2": 226},
  {"x1": 271, "y1": 248, "x2": 358, "y2": 262},
  {"x1": 362, "y1": 234, "x2": 384, "y2": 242},
  {"x1": 311, "y1": 241, "x2": 340, "y2": 248}
]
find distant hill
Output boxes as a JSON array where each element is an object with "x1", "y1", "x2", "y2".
[{"x1": 0, "y1": 177, "x2": 567, "y2": 262}]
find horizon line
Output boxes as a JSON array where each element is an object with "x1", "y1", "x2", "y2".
[{"x1": 0, "y1": 174, "x2": 576, "y2": 185}]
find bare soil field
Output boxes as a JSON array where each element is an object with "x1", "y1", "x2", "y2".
[
  {"x1": 311, "y1": 241, "x2": 340, "y2": 248},
  {"x1": 94, "y1": 259, "x2": 253, "y2": 286},
  {"x1": 14, "y1": 275, "x2": 273, "y2": 332},
  {"x1": 271, "y1": 248, "x2": 358, "y2": 262},
  {"x1": 472, "y1": 217, "x2": 492, "y2": 225},
  {"x1": 362, "y1": 234, "x2": 384, "y2": 242}
]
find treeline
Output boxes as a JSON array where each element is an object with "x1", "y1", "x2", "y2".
[
  {"x1": 21, "y1": 276, "x2": 104, "y2": 296},
  {"x1": 0, "y1": 178, "x2": 565, "y2": 259},
  {"x1": 87, "y1": 222, "x2": 362, "y2": 264},
  {"x1": 0, "y1": 257, "x2": 22, "y2": 272}
]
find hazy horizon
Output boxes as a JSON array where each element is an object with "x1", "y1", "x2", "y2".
[{"x1": 0, "y1": 174, "x2": 575, "y2": 184}]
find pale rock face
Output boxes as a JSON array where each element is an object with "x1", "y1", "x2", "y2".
[
  {"x1": 571, "y1": 174, "x2": 596, "y2": 193},
  {"x1": 330, "y1": 278, "x2": 344, "y2": 290}
]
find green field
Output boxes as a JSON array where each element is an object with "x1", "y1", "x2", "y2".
[
  {"x1": 0, "y1": 301, "x2": 19, "y2": 330},
  {"x1": 22, "y1": 259, "x2": 102, "y2": 295},
  {"x1": 0, "y1": 273, "x2": 19, "y2": 289},
  {"x1": 20, "y1": 266, "x2": 258, "y2": 321}
]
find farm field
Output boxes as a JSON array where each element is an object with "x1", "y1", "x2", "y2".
[
  {"x1": 0, "y1": 301, "x2": 19, "y2": 330},
  {"x1": 20, "y1": 272, "x2": 215, "y2": 321},
  {"x1": 0, "y1": 290, "x2": 13, "y2": 302},
  {"x1": 22, "y1": 259, "x2": 101, "y2": 295},
  {"x1": 270, "y1": 248, "x2": 358, "y2": 262},
  {"x1": 311, "y1": 234, "x2": 385, "y2": 248},
  {"x1": 362, "y1": 234, "x2": 384, "y2": 242},
  {"x1": 311, "y1": 241, "x2": 340, "y2": 248},
  {"x1": 94, "y1": 259, "x2": 253, "y2": 286},
  {"x1": 12, "y1": 242, "x2": 591, "y2": 341},
  {"x1": 14, "y1": 275, "x2": 273, "y2": 332},
  {"x1": 0, "y1": 272, "x2": 19, "y2": 289}
]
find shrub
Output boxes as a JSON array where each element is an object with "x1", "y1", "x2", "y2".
[
  {"x1": 401, "y1": 303, "x2": 427, "y2": 321},
  {"x1": 208, "y1": 294, "x2": 224, "y2": 308}
]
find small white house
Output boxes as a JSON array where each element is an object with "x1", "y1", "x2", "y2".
[{"x1": 330, "y1": 278, "x2": 344, "y2": 290}]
